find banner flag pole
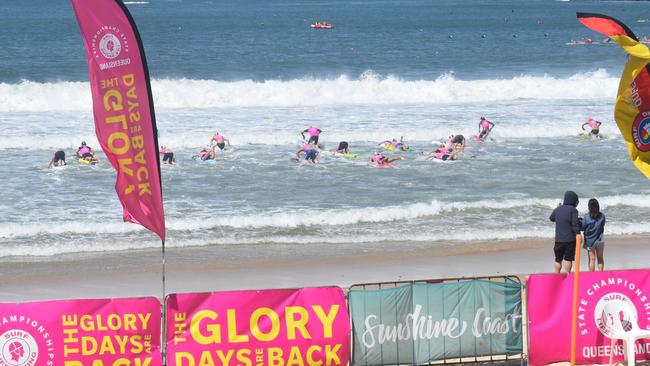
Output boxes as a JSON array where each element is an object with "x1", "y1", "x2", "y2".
[{"x1": 570, "y1": 233, "x2": 582, "y2": 366}]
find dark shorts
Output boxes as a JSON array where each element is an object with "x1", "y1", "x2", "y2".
[
  {"x1": 54, "y1": 150, "x2": 65, "y2": 162},
  {"x1": 590, "y1": 129, "x2": 600, "y2": 136},
  {"x1": 163, "y1": 152, "x2": 174, "y2": 163},
  {"x1": 217, "y1": 142, "x2": 226, "y2": 150},
  {"x1": 305, "y1": 149, "x2": 317, "y2": 161},
  {"x1": 82, "y1": 152, "x2": 93, "y2": 158},
  {"x1": 554, "y1": 241, "x2": 576, "y2": 262},
  {"x1": 308, "y1": 135, "x2": 319, "y2": 144},
  {"x1": 337, "y1": 141, "x2": 348, "y2": 151}
]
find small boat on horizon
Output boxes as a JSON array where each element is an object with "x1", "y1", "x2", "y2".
[{"x1": 311, "y1": 21, "x2": 333, "y2": 29}]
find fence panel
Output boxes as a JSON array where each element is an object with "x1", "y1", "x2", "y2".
[{"x1": 349, "y1": 276, "x2": 523, "y2": 365}]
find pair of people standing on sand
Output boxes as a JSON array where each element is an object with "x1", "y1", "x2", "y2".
[{"x1": 549, "y1": 191, "x2": 606, "y2": 274}]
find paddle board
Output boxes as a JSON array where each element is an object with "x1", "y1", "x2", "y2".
[
  {"x1": 78, "y1": 157, "x2": 97, "y2": 165},
  {"x1": 341, "y1": 153, "x2": 359, "y2": 158},
  {"x1": 195, "y1": 158, "x2": 217, "y2": 164}
]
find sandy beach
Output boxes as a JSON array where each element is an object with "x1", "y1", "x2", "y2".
[{"x1": 1, "y1": 235, "x2": 648, "y2": 302}]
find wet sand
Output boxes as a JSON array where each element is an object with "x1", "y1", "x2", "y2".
[{"x1": 1, "y1": 235, "x2": 648, "y2": 302}]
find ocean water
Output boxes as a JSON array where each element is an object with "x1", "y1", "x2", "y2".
[{"x1": 2, "y1": 0, "x2": 650, "y2": 258}]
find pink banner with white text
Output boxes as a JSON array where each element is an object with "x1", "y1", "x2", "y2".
[
  {"x1": 0, "y1": 297, "x2": 162, "y2": 366},
  {"x1": 528, "y1": 270, "x2": 650, "y2": 366},
  {"x1": 71, "y1": 0, "x2": 165, "y2": 241},
  {"x1": 166, "y1": 287, "x2": 351, "y2": 366}
]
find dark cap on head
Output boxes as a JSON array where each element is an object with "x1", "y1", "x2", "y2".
[{"x1": 563, "y1": 191, "x2": 579, "y2": 207}]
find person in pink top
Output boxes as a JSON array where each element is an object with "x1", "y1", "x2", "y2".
[
  {"x1": 295, "y1": 143, "x2": 319, "y2": 163},
  {"x1": 478, "y1": 117, "x2": 495, "y2": 140},
  {"x1": 210, "y1": 132, "x2": 231, "y2": 150},
  {"x1": 76, "y1": 141, "x2": 100, "y2": 163},
  {"x1": 425, "y1": 144, "x2": 458, "y2": 161},
  {"x1": 582, "y1": 118, "x2": 602, "y2": 137},
  {"x1": 369, "y1": 152, "x2": 404, "y2": 165},
  {"x1": 301, "y1": 126, "x2": 323, "y2": 145},
  {"x1": 159, "y1": 146, "x2": 176, "y2": 165},
  {"x1": 194, "y1": 147, "x2": 216, "y2": 161}
]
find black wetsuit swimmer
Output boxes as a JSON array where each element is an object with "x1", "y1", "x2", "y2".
[
  {"x1": 337, "y1": 141, "x2": 349, "y2": 153},
  {"x1": 452, "y1": 135, "x2": 465, "y2": 144},
  {"x1": 54, "y1": 150, "x2": 66, "y2": 164}
]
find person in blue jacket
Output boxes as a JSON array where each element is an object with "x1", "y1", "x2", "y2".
[
  {"x1": 581, "y1": 198, "x2": 606, "y2": 272},
  {"x1": 549, "y1": 191, "x2": 581, "y2": 274}
]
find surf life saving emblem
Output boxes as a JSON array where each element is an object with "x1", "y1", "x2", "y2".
[
  {"x1": 633, "y1": 111, "x2": 650, "y2": 152},
  {"x1": 0, "y1": 329, "x2": 39, "y2": 366},
  {"x1": 98, "y1": 33, "x2": 121, "y2": 59},
  {"x1": 593, "y1": 292, "x2": 636, "y2": 338},
  {"x1": 90, "y1": 26, "x2": 129, "y2": 62}
]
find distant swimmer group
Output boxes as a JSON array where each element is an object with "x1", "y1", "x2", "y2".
[{"x1": 48, "y1": 115, "x2": 603, "y2": 169}]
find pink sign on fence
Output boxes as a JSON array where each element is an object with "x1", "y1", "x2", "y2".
[
  {"x1": 528, "y1": 270, "x2": 650, "y2": 366},
  {"x1": 166, "y1": 287, "x2": 351, "y2": 366},
  {"x1": 0, "y1": 297, "x2": 162, "y2": 366}
]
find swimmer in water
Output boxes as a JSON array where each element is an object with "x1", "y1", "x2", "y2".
[
  {"x1": 333, "y1": 141, "x2": 349, "y2": 154},
  {"x1": 478, "y1": 117, "x2": 495, "y2": 140},
  {"x1": 425, "y1": 144, "x2": 458, "y2": 161},
  {"x1": 379, "y1": 136, "x2": 410, "y2": 151},
  {"x1": 369, "y1": 152, "x2": 404, "y2": 165},
  {"x1": 448, "y1": 134, "x2": 466, "y2": 154},
  {"x1": 49, "y1": 150, "x2": 67, "y2": 167},
  {"x1": 296, "y1": 143, "x2": 319, "y2": 164},
  {"x1": 210, "y1": 131, "x2": 231, "y2": 150},
  {"x1": 301, "y1": 126, "x2": 323, "y2": 145},
  {"x1": 194, "y1": 147, "x2": 216, "y2": 161},
  {"x1": 582, "y1": 118, "x2": 602, "y2": 137},
  {"x1": 76, "y1": 141, "x2": 100, "y2": 163},
  {"x1": 159, "y1": 146, "x2": 176, "y2": 164}
]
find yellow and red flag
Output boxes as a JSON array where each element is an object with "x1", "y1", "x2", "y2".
[{"x1": 578, "y1": 13, "x2": 650, "y2": 179}]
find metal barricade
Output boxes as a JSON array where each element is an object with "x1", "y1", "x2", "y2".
[{"x1": 347, "y1": 275, "x2": 526, "y2": 366}]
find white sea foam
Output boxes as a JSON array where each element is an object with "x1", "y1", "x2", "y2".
[
  {"x1": 0, "y1": 70, "x2": 616, "y2": 112},
  {"x1": 1, "y1": 194, "x2": 648, "y2": 239},
  {"x1": 3, "y1": 222, "x2": 650, "y2": 258}
]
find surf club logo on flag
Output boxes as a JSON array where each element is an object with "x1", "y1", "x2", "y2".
[
  {"x1": 578, "y1": 13, "x2": 650, "y2": 180},
  {"x1": 71, "y1": 0, "x2": 165, "y2": 240}
]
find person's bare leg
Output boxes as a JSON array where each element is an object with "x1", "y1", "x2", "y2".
[
  {"x1": 563, "y1": 260, "x2": 573, "y2": 273},
  {"x1": 554, "y1": 261, "x2": 562, "y2": 274},
  {"x1": 596, "y1": 245, "x2": 605, "y2": 271},
  {"x1": 588, "y1": 251, "x2": 596, "y2": 272}
]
